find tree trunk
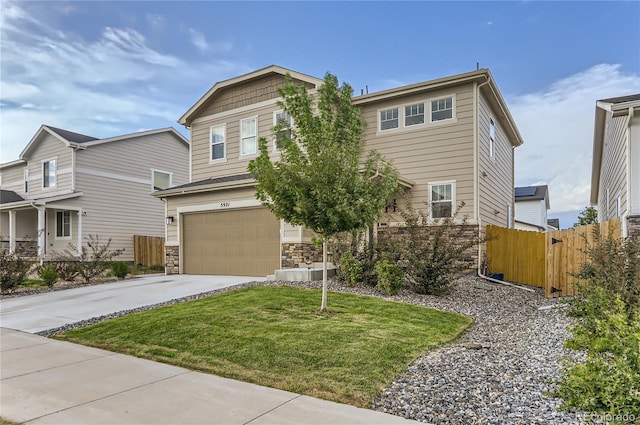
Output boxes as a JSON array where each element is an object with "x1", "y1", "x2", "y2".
[{"x1": 321, "y1": 238, "x2": 328, "y2": 311}]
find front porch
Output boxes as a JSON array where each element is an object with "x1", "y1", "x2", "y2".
[{"x1": 0, "y1": 191, "x2": 84, "y2": 258}]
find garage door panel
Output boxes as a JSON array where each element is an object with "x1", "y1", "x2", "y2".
[{"x1": 182, "y1": 208, "x2": 280, "y2": 276}]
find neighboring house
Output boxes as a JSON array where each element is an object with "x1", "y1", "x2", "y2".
[
  {"x1": 0, "y1": 125, "x2": 189, "y2": 261},
  {"x1": 154, "y1": 65, "x2": 524, "y2": 276},
  {"x1": 590, "y1": 94, "x2": 640, "y2": 237},
  {"x1": 514, "y1": 185, "x2": 550, "y2": 232},
  {"x1": 547, "y1": 218, "x2": 560, "y2": 231}
]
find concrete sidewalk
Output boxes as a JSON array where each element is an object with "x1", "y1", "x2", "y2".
[{"x1": 0, "y1": 328, "x2": 417, "y2": 424}]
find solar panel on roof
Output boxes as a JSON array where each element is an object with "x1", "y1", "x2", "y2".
[{"x1": 515, "y1": 187, "x2": 537, "y2": 197}]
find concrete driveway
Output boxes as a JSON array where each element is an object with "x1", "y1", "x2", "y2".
[{"x1": 0, "y1": 274, "x2": 262, "y2": 333}]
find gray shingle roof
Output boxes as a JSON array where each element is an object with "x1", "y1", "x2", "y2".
[
  {"x1": 159, "y1": 173, "x2": 254, "y2": 192},
  {"x1": 547, "y1": 218, "x2": 560, "y2": 229},
  {"x1": 46, "y1": 126, "x2": 99, "y2": 144},
  {"x1": 0, "y1": 190, "x2": 25, "y2": 204}
]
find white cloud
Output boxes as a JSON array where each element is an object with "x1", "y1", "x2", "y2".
[
  {"x1": 0, "y1": 1, "x2": 250, "y2": 162},
  {"x1": 510, "y1": 64, "x2": 640, "y2": 217},
  {"x1": 189, "y1": 28, "x2": 209, "y2": 53}
]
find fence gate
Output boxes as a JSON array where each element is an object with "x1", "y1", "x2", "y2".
[
  {"x1": 486, "y1": 220, "x2": 621, "y2": 298},
  {"x1": 133, "y1": 235, "x2": 165, "y2": 267}
]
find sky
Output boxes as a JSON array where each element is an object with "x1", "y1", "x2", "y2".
[{"x1": 1, "y1": 0, "x2": 639, "y2": 228}]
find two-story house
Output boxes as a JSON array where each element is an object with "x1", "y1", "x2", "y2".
[
  {"x1": 514, "y1": 185, "x2": 550, "y2": 232},
  {"x1": 0, "y1": 125, "x2": 189, "y2": 261},
  {"x1": 154, "y1": 65, "x2": 523, "y2": 276},
  {"x1": 591, "y1": 94, "x2": 640, "y2": 237}
]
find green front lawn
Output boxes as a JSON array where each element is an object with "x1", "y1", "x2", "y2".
[{"x1": 58, "y1": 286, "x2": 472, "y2": 407}]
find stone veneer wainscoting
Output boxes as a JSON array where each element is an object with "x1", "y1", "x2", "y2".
[{"x1": 165, "y1": 245, "x2": 180, "y2": 275}]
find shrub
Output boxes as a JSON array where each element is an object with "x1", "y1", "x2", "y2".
[
  {"x1": 338, "y1": 252, "x2": 363, "y2": 286},
  {"x1": 40, "y1": 265, "x2": 59, "y2": 287},
  {"x1": 150, "y1": 264, "x2": 165, "y2": 272},
  {"x1": 375, "y1": 259, "x2": 404, "y2": 295},
  {"x1": 379, "y1": 201, "x2": 481, "y2": 295},
  {"x1": 55, "y1": 234, "x2": 125, "y2": 283},
  {"x1": 110, "y1": 261, "x2": 129, "y2": 279},
  {"x1": 0, "y1": 239, "x2": 34, "y2": 293},
  {"x1": 554, "y1": 229, "x2": 640, "y2": 421},
  {"x1": 51, "y1": 261, "x2": 81, "y2": 282}
]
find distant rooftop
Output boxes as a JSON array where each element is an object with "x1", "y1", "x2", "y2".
[{"x1": 515, "y1": 185, "x2": 550, "y2": 209}]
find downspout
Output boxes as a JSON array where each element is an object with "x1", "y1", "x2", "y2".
[
  {"x1": 474, "y1": 74, "x2": 534, "y2": 292},
  {"x1": 622, "y1": 107, "x2": 633, "y2": 238}
]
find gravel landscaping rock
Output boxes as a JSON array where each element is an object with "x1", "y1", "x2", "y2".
[{"x1": 34, "y1": 275, "x2": 583, "y2": 424}]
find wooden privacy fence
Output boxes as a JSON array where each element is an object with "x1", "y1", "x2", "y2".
[
  {"x1": 133, "y1": 235, "x2": 165, "y2": 267},
  {"x1": 486, "y1": 219, "x2": 621, "y2": 297}
]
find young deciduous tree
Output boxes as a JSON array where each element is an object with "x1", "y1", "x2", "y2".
[
  {"x1": 574, "y1": 206, "x2": 598, "y2": 227},
  {"x1": 248, "y1": 73, "x2": 398, "y2": 311}
]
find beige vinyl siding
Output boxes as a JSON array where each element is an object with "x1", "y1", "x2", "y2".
[
  {"x1": 166, "y1": 187, "x2": 258, "y2": 242},
  {"x1": 0, "y1": 209, "x2": 37, "y2": 244},
  {"x1": 191, "y1": 102, "x2": 283, "y2": 182},
  {"x1": 598, "y1": 114, "x2": 628, "y2": 220},
  {"x1": 200, "y1": 75, "x2": 314, "y2": 117},
  {"x1": 478, "y1": 91, "x2": 514, "y2": 227},
  {"x1": 0, "y1": 163, "x2": 25, "y2": 195},
  {"x1": 25, "y1": 134, "x2": 73, "y2": 197},
  {"x1": 359, "y1": 84, "x2": 476, "y2": 220},
  {"x1": 64, "y1": 133, "x2": 189, "y2": 261}
]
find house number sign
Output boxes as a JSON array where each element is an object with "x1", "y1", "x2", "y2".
[{"x1": 220, "y1": 202, "x2": 230, "y2": 208}]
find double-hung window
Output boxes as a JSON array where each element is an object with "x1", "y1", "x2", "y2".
[
  {"x1": 240, "y1": 117, "x2": 257, "y2": 156},
  {"x1": 210, "y1": 125, "x2": 226, "y2": 161},
  {"x1": 274, "y1": 111, "x2": 292, "y2": 150},
  {"x1": 405, "y1": 103, "x2": 425, "y2": 126},
  {"x1": 152, "y1": 170, "x2": 171, "y2": 191},
  {"x1": 429, "y1": 182, "x2": 455, "y2": 219},
  {"x1": 56, "y1": 211, "x2": 71, "y2": 239},
  {"x1": 379, "y1": 108, "x2": 399, "y2": 130},
  {"x1": 431, "y1": 97, "x2": 453, "y2": 122},
  {"x1": 43, "y1": 159, "x2": 56, "y2": 188}
]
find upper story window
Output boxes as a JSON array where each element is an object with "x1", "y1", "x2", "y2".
[
  {"x1": 56, "y1": 210, "x2": 71, "y2": 239},
  {"x1": 379, "y1": 108, "x2": 399, "y2": 131},
  {"x1": 24, "y1": 168, "x2": 29, "y2": 193},
  {"x1": 431, "y1": 97, "x2": 453, "y2": 122},
  {"x1": 429, "y1": 182, "x2": 455, "y2": 219},
  {"x1": 152, "y1": 170, "x2": 172, "y2": 191},
  {"x1": 240, "y1": 117, "x2": 258, "y2": 156},
  {"x1": 210, "y1": 124, "x2": 226, "y2": 161},
  {"x1": 42, "y1": 159, "x2": 56, "y2": 188},
  {"x1": 405, "y1": 103, "x2": 425, "y2": 126},
  {"x1": 274, "y1": 111, "x2": 292, "y2": 150},
  {"x1": 489, "y1": 119, "x2": 496, "y2": 158}
]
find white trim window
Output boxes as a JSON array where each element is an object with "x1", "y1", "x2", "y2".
[
  {"x1": 152, "y1": 170, "x2": 172, "y2": 191},
  {"x1": 273, "y1": 110, "x2": 292, "y2": 150},
  {"x1": 405, "y1": 103, "x2": 425, "y2": 126},
  {"x1": 429, "y1": 182, "x2": 455, "y2": 219},
  {"x1": 240, "y1": 117, "x2": 258, "y2": 156},
  {"x1": 56, "y1": 210, "x2": 71, "y2": 239},
  {"x1": 489, "y1": 119, "x2": 496, "y2": 158},
  {"x1": 42, "y1": 159, "x2": 56, "y2": 188},
  {"x1": 210, "y1": 124, "x2": 226, "y2": 162},
  {"x1": 379, "y1": 108, "x2": 399, "y2": 131},
  {"x1": 24, "y1": 168, "x2": 29, "y2": 193},
  {"x1": 431, "y1": 97, "x2": 453, "y2": 122}
]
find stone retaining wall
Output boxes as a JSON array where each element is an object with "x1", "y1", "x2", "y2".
[{"x1": 281, "y1": 243, "x2": 323, "y2": 269}]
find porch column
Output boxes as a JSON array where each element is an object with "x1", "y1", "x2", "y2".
[
  {"x1": 37, "y1": 207, "x2": 45, "y2": 256},
  {"x1": 77, "y1": 209, "x2": 83, "y2": 256},
  {"x1": 8, "y1": 210, "x2": 16, "y2": 253}
]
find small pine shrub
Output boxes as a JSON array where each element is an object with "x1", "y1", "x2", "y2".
[
  {"x1": 375, "y1": 259, "x2": 404, "y2": 295},
  {"x1": 110, "y1": 261, "x2": 129, "y2": 279},
  {"x1": 338, "y1": 252, "x2": 363, "y2": 286},
  {"x1": 40, "y1": 265, "x2": 59, "y2": 287}
]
